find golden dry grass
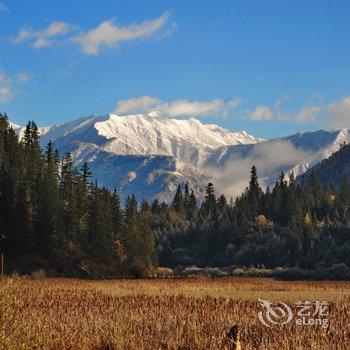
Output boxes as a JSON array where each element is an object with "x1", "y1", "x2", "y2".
[{"x1": 1, "y1": 277, "x2": 349, "y2": 349}]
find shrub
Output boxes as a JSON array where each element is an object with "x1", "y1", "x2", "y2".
[
  {"x1": 31, "y1": 268, "x2": 46, "y2": 279},
  {"x1": 203, "y1": 267, "x2": 228, "y2": 278},
  {"x1": 273, "y1": 267, "x2": 307, "y2": 280},
  {"x1": 129, "y1": 262, "x2": 150, "y2": 279},
  {"x1": 154, "y1": 267, "x2": 174, "y2": 278},
  {"x1": 182, "y1": 266, "x2": 203, "y2": 277},
  {"x1": 231, "y1": 268, "x2": 245, "y2": 276}
]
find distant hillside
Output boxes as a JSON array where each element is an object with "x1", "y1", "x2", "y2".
[{"x1": 298, "y1": 142, "x2": 350, "y2": 186}]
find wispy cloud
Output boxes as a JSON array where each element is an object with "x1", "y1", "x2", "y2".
[
  {"x1": 295, "y1": 105, "x2": 322, "y2": 124},
  {"x1": 0, "y1": 70, "x2": 30, "y2": 103},
  {"x1": 0, "y1": 2, "x2": 8, "y2": 13},
  {"x1": 251, "y1": 105, "x2": 274, "y2": 121},
  {"x1": 13, "y1": 21, "x2": 74, "y2": 48},
  {"x1": 0, "y1": 71, "x2": 12, "y2": 102},
  {"x1": 327, "y1": 96, "x2": 350, "y2": 129},
  {"x1": 245, "y1": 94, "x2": 350, "y2": 129},
  {"x1": 246, "y1": 95, "x2": 323, "y2": 125},
  {"x1": 17, "y1": 72, "x2": 29, "y2": 83},
  {"x1": 0, "y1": 86, "x2": 12, "y2": 102},
  {"x1": 71, "y1": 12, "x2": 173, "y2": 55},
  {"x1": 241, "y1": 92, "x2": 350, "y2": 130},
  {"x1": 0, "y1": 71, "x2": 10, "y2": 83},
  {"x1": 114, "y1": 96, "x2": 241, "y2": 118}
]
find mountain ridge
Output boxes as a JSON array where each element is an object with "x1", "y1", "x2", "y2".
[{"x1": 10, "y1": 113, "x2": 350, "y2": 201}]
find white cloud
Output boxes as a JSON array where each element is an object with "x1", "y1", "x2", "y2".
[
  {"x1": 0, "y1": 70, "x2": 30, "y2": 103},
  {"x1": 296, "y1": 105, "x2": 321, "y2": 124},
  {"x1": 0, "y1": 2, "x2": 8, "y2": 13},
  {"x1": 0, "y1": 71, "x2": 30, "y2": 85},
  {"x1": 13, "y1": 21, "x2": 74, "y2": 48},
  {"x1": 247, "y1": 96, "x2": 323, "y2": 125},
  {"x1": 274, "y1": 95, "x2": 290, "y2": 109},
  {"x1": 159, "y1": 21, "x2": 178, "y2": 39},
  {"x1": 115, "y1": 96, "x2": 160, "y2": 114},
  {"x1": 71, "y1": 12, "x2": 172, "y2": 55},
  {"x1": 0, "y1": 71, "x2": 9, "y2": 83},
  {"x1": 245, "y1": 94, "x2": 350, "y2": 129},
  {"x1": 16, "y1": 72, "x2": 29, "y2": 83},
  {"x1": 162, "y1": 99, "x2": 225, "y2": 117},
  {"x1": 327, "y1": 97, "x2": 350, "y2": 129},
  {"x1": 114, "y1": 96, "x2": 240, "y2": 118},
  {"x1": 251, "y1": 105, "x2": 274, "y2": 121},
  {"x1": 0, "y1": 86, "x2": 12, "y2": 102}
]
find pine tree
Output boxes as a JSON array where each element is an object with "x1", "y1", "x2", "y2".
[
  {"x1": 184, "y1": 182, "x2": 190, "y2": 206},
  {"x1": 36, "y1": 141, "x2": 61, "y2": 256},
  {"x1": 111, "y1": 189, "x2": 122, "y2": 241},
  {"x1": 19, "y1": 121, "x2": 43, "y2": 258},
  {"x1": 123, "y1": 195, "x2": 140, "y2": 275},
  {"x1": 339, "y1": 172, "x2": 350, "y2": 212},
  {"x1": 247, "y1": 165, "x2": 262, "y2": 217},
  {"x1": 249, "y1": 165, "x2": 259, "y2": 194},
  {"x1": 172, "y1": 184, "x2": 184, "y2": 213},
  {"x1": 80, "y1": 162, "x2": 92, "y2": 189},
  {"x1": 122, "y1": 195, "x2": 156, "y2": 277},
  {"x1": 203, "y1": 182, "x2": 216, "y2": 217},
  {"x1": 139, "y1": 199, "x2": 156, "y2": 267},
  {"x1": 87, "y1": 186, "x2": 114, "y2": 264},
  {"x1": 187, "y1": 190, "x2": 197, "y2": 220},
  {"x1": 60, "y1": 153, "x2": 80, "y2": 242},
  {"x1": 0, "y1": 116, "x2": 24, "y2": 257},
  {"x1": 218, "y1": 194, "x2": 227, "y2": 211},
  {"x1": 151, "y1": 198, "x2": 160, "y2": 215}
]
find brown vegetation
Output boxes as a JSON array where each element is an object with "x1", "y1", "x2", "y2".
[{"x1": 1, "y1": 277, "x2": 349, "y2": 349}]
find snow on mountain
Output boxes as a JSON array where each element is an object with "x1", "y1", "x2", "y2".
[
  {"x1": 10, "y1": 113, "x2": 350, "y2": 201},
  {"x1": 279, "y1": 129, "x2": 350, "y2": 181},
  {"x1": 34, "y1": 112, "x2": 259, "y2": 201},
  {"x1": 11, "y1": 122, "x2": 58, "y2": 141},
  {"x1": 39, "y1": 112, "x2": 262, "y2": 166},
  {"x1": 282, "y1": 129, "x2": 350, "y2": 160},
  {"x1": 9, "y1": 121, "x2": 21, "y2": 131},
  {"x1": 72, "y1": 145, "x2": 210, "y2": 202}
]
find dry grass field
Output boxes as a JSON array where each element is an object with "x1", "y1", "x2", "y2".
[{"x1": 1, "y1": 277, "x2": 349, "y2": 349}]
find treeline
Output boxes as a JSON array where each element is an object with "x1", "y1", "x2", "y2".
[
  {"x1": 1, "y1": 113, "x2": 350, "y2": 278},
  {"x1": 0, "y1": 114, "x2": 155, "y2": 277},
  {"x1": 159, "y1": 165, "x2": 350, "y2": 270}
]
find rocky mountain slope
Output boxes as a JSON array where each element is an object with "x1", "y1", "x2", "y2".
[{"x1": 11, "y1": 113, "x2": 350, "y2": 201}]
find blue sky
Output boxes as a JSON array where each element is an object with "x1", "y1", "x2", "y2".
[{"x1": 1, "y1": 0, "x2": 350, "y2": 138}]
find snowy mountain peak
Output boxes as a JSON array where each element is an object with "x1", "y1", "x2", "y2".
[
  {"x1": 12, "y1": 114, "x2": 350, "y2": 202},
  {"x1": 7, "y1": 112, "x2": 258, "y2": 201},
  {"x1": 10, "y1": 113, "x2": 262, "y2": 154},
  {"x1": 94, "y1": 112, "x2": 262, "y2": 149}
]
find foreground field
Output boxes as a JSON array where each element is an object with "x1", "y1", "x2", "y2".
[{"x1": 1, "y1": 277, "x2": 349, "y2": 349}]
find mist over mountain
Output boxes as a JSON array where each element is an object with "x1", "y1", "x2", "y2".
[{"x1": 298, "y1": 141, "x2": 350, "y2": 187}]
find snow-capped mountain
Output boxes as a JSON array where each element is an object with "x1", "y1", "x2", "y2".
[
  {"x1": 11, "y1": 113, "x2": 350, "y2": 201},
  {"x1": 23, "y1": 112, "x2": 261, "y2": 201},
  {"x1": 39, "y1": 112, "x2": 263, "y2": 166}
]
